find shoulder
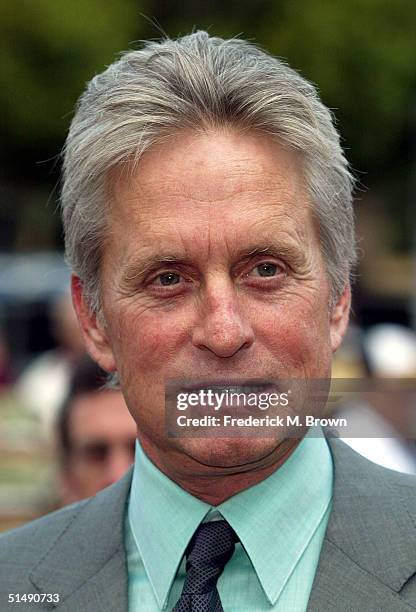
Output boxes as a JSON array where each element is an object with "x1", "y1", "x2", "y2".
[
  {"x1": 0, "y1": 499, "x2": 88, "y2": 560},
  {"x1": 328, "y1": 436, "x2": 416, "y2": 491},
  {"x1": 328, "y1": 436, "x2": 416, "y2": 513},
  {"x1": 306, "y1": 437, "x2": 416, "y2": 609},
  {"x1": 327, "y1": 437, "x2": 416, "y2": 580},
  {"x1": 0, "y1": 469, "x2": 132, "y2": 596}
]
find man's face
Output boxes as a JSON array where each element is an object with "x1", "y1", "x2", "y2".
[
  {"x1": 61, "y1": 390, "x2": 137, "y2": 504},
  {"x1": 73, "y1": 130, "x2": 349, "y2": 493}
]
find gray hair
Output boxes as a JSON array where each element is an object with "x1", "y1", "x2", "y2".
[{"x1": 61, "y1": 30, "x2": 356, "y2": 313}]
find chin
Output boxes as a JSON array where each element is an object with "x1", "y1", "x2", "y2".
[{"x1": 180, "y1": 436, "x2": 286, "y2": 471}]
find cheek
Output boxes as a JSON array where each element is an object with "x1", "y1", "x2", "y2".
[
  {"x1": 109, "y1": 305, "x2": 190, "y2": 379},
  {"x1": 256, "y1": 299, "x2": 332, "y2": 373}
]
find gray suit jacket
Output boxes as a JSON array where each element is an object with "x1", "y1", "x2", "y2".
[{"x1": 1, "y1": 438, "x2": 416, "y2": 611}]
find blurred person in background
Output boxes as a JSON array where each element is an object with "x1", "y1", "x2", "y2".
[
  {"x1": 57, "y1": 357, "x2": 137, "y2": 505},
  {"x1": 16, "y1": 292, "x2": 85, "y2": 435},
  {"x1": 0, "y1": 321, "x2": 51, "y2": 532}
]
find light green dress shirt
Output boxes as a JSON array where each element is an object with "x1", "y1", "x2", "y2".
[{"x1": 126, "y1": 429, "x2": 332, "y2": 611}]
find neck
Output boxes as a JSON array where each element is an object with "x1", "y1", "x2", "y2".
[{"x1": 139, "y1": 436, "x2": 300, "y2": 505}]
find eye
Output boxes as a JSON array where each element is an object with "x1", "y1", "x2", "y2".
[
  {"x1": 156, "y1": 272, "x2": 181, "y2": 286},
  {"x1": 250, "y1": 262, "x2": 283, "y2": 278}
]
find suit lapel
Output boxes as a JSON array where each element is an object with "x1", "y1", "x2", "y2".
[
  {"x1": 29, "y1": 469, "x2": 133, "y2": 611},
  {"x1": 308, "y1": 437, "x2": 416, "y2": 611}
]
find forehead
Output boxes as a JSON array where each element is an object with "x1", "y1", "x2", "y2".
[
  {"x1": 69, "y1": 391, "x2": 136, "y2": 439},
  {"x1": 105, "y1": 129, "x2": 317, "y2": 262},
  {"x1": 114, "y1": 129, "x2": 306, "y2": 206}
]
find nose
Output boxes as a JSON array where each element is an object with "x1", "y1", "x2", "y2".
[
  {"x1": 192, "y1": 279, "x2": 254, "y2": 358},
  {"x1": 104, "y1": 446, "x2": 133, "y2": 486}
]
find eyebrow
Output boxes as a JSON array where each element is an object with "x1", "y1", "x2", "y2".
[
  {"x1": 121, "y1": 255, "x2": 190, "y2": 285},
  {"x1": 243, "y1": 244, "x2": 303, "y2": 261},
  {"x1": 120, "y1": 242, "x2": 306, "y2": 285}
]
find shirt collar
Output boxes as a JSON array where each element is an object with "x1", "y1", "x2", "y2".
[
  {"x1": 128, "y1": 427, "x2": 332, "y2": 608},
  {"x1": 128, "y1": 442, "x2": 210, "y2": 608}
]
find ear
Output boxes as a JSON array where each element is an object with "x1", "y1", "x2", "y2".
[
  {"x1": 71, "y1": 275, "x2": 116, "y2": 373},
  {"x1": 330, "y1": 283, "x2": 351, "y2": 353}
]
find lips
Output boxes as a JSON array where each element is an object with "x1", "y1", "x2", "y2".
[{"x1": 176, "y1": 379, "x2": 278, "y2": 393}]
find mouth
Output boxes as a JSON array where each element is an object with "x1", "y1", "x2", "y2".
[{"x1": 176, "y1": 378, "x2": 278, "y2": 394}]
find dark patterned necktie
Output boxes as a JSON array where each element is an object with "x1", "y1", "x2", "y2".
[{"x1": 172, "y1": 520, "x2": 239, "y2": 611}]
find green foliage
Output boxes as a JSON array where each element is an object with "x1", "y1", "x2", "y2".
[
  {"x1": 1, "y1": 1, "x2": 415, "y2": 189},
  {"x1": 255, "y1": 0, "x2": 416, "y2": 169},
  {"x1": 0, "y1": 0, "x2": 143, "y2": 148}
]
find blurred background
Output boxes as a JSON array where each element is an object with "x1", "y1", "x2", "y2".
[{"x1": 1, "y1": 1, "x2": 416, "y2": 530}]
